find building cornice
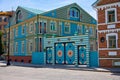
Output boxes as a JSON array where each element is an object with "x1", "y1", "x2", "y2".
[
  {"x1": 99, "y1": 58, "x2": 120, "y2": 60},
  {"x1": 9, "y1": 15, "x2": 96, "y2": 29},
  {"x1": 96, "y1": 2, "x2": 120, "y2": 10},
  {"x1": 98, "y1": 21, "x2": 120, "y2": 25},
  {"x1": 99, "y1": 48, "x2": 120, "y2": 50},
  {"x1": 98, "y1": 28, "x2": 120, "y2": 33}
]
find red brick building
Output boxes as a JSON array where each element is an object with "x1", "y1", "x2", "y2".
[
  {"x1": 93, "y1": 0, "x2": 120, "y2": 67},
  {"x1": 0, "y1": 11, "x2": 14, "y2": 52}
]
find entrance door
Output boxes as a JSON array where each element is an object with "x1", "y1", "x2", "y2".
[
  {"x1": 78, "y1": 45, "x2": 86, "y2": 65},
  {"x1": 46, "y1": 47, "x2": 52, "y2": 64},
  {"x1": 65, "y1": 43, "x2": 75, "y2": 64},
  {"x1": 55, "y1": 43, "x2": 65, "y2": 64}
]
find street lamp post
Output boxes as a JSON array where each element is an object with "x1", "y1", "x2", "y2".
[
  {"x1": 7, "y1": 16, "x2": 11, "y2": 66},
  {"x1": 0, "y1": 11, "x2": 12, "y2": 66}
]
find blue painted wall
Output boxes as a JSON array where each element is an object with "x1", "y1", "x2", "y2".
[
  {"x1": 89, "y1": 51, "x2": 98, "y2": 67},
  {"x1": 32, "y1": 52, "x2": 44, "y2": 64},
  {"x1": 61, "y1": 22, "x2": 77, "y2": 36},
  {"x1": 14, "y1": 39, "x2": 27, "y2": 56},
  {"x1": 69, "y1": 17, "x2": 80, "y2": 21}
]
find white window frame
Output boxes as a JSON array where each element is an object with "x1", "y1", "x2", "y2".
[
  {"x1": 70, "y1": 8, "x2": 79, "y2": 18},
  {"x1": 15, "y1": 42, "x2": 18, "y2": 53},
  {"x1": 38, "y1": 20, "x2": 42, "y2": 34},
  {"x1": 43, "y1": 20, "x2": 47, "y2": 33},
  {"x1": 29, "y1": 40, "x2": 33, "y2": 52},
  {"x1": 10, "y1": 29, "x2": 13, "y2": 39},
  {"x1": 59, "y1": 22, "x2": 62, "y2": 35},
  {"x1": 106, "y1": 33, "x2": 118, "y2": 48},
  {"x1": 22, "y1": 25, "x2": 25, "y2": 35},
  {"x1": 64, "y1": 22, "x2": 70, "y2": 33},
  {"x1": 21, "y1": 41, "x2": 24, "y2": 53},
  {"x1": 89, "y1": 27, "x2": 93, "y2": 36},
  {"x1": 77, "y1": 24, "x2": 82, "y2": 34},
  {"x1": 105, "y1": 8, "x2": 117, "y2": 24},
  {"x1": 16, "y1": 28, "x2": 18, "y2": 37},
  {"x1": 29, "y1": 22, "x2": 33, "y2": 33},
  {"x1": 50, "y1": 20, "x2": 56, "y2": 32}
]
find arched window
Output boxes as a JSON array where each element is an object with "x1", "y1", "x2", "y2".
[
  {"x1": 16, "y1": 10, "x2": 22, "y2": 23},
  {"x1": 69, "y1": 7, "x2": 80, "y2": 18}
]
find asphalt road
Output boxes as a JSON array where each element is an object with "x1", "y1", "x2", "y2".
[{"x1": 0, "y1": 65, "x2": 120, "y2": 80}]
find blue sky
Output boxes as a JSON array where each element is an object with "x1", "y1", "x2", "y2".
[{"x1": 0, "y1": 0, "x2": 97, "y2": 19}]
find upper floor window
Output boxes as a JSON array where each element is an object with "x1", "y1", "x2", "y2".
[
  {"x1": 39, "y1": 22, "x2": 42, "y2": 33},
  {"x1": 29, "y1": 41, "x2": 33, "y2": 52},
  {"x1": 106, "y1": 8, "x2": 116, "y2": 23},
  {"x1": 89, "y1": 27, "x2": 93, "y2": 35},
  {"x1": 15, "y1": 42, "x2": 18, "y2": 53},
  {"x1": 108, "y1": 10, "x2": 115, "y2": 22},
  {"x1": 64, "y1": 22, "x2": 70, "y2": 33},
  {"x1": 77, "y1": 25, "x2": 81, "y2": 34},
  {"x1": 38, "y1": 20, "x2": 47, "y2": 33},
  {"x1": 106, "y1": 33, "x2": 118, "y2": 48},
  {"x1": 16, "y1": 28, "x2": 18, "y2": 36},
  {"x1": 59, "y1": 22, "x2": 62, "y2": 35},
  {"x1": 50, "y1": 21, "x2": 56, "y2": 31},
  {"x1": 108, "y1": 36, "x2": 116, "y2": 48},
  {"x1": 22, "y1": 25, "x2": 25, "y2": 34},
  {"x1": 16, "y1": 10, "x2": 22, "y2": 23},
  {"x1": 21, "y1": 41, "x2": 24, "y2": 53},
  {"x1": 69, "y1": 8, "x2": 79, "y2": 18},
  {"x1": 81, "y1": 25, "x2": 86, "y2": 35},
  {"x1": 44, "y1": 22, "x2": 47, "y2": 33},
  {"x1": 29, "y1": 22, "x2": 33, "y2": 33},
  {"x1": 18, "y1": 11, "x2": 22, "y2": 20}
]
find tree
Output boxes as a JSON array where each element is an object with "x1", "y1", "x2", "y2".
[{"x1": 0, "y1": 31, "x2": 4, "y2": 56}]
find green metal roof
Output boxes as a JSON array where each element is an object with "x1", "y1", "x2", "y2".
[{"x1": 20, "y1": 6, "x2": 44, "y2": 14}]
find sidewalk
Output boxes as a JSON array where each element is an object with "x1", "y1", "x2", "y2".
[{"x1": 0, "y1": 61, "x2": 120, "y2": 73}]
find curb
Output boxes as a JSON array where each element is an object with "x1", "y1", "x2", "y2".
[{"x1": 1, "y1": 61, "x2": 120, "y2": 73}]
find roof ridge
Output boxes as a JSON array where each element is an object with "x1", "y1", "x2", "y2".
[
  {"x1": 41, "y1": 3, "x2": 77, "y2": 15},
  {"x1": 19, "y1": 6, "x2": 44, "y2": 14}
]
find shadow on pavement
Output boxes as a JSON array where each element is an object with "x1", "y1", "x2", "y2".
[{"x1": 111, "y1": 72, "x2": 120, "y2": 76}]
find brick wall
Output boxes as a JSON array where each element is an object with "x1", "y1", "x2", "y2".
[
  {"x1": 98, "y1": 9, "x2": 105, "y2": 23},
  {"x1": 99, "y1": 50, "x2": 120, "y2": 58},
  {"x1": 100, "y1": 59, "x2": 120, "y2": 67},
  {"x1": 98, "y1": 33, "x2": 107, "y2": 48},
  {"x1": 99, "y1": 59, "x2": 112, "y2": 67},
  {"x1": 7, "y1": 56, "x2": 32, "y2": 63}
]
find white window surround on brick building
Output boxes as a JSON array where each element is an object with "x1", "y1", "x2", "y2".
[
  {"x1": 105, "y1": 8, "x2": 117, "y2": 24},
  {"x1": 106, "y1": 33, "x2": 118, "y2": 48}
]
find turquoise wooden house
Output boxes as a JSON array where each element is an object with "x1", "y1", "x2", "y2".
[{"x1": 6, "y1": 3, "x2": 98, "y2": 67}]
